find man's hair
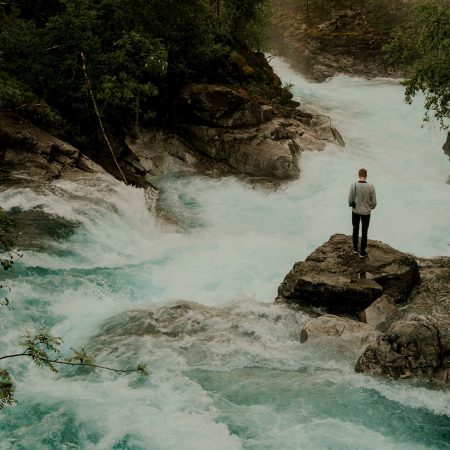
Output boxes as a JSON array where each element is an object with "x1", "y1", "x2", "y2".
[{"x1": 359, "y1": 168, "x2": 367, "y2": 178}]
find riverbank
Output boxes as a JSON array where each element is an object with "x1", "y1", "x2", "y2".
[{"x1": 269, "y1": 0, "x2": 410, "y2": 81}]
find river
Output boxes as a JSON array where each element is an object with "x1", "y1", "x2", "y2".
[{"x1": 0, "y1": 57, "x2": 449, "y2": 449}]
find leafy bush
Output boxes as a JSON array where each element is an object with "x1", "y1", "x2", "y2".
[{"x1": 385, "y1": 3, "x2": 450, "y2": 129}]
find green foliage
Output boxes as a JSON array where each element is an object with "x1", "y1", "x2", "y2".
[
  {"x1": 217, "y1": 0, "x2": 271, "y2": 49},
  {"x1": 0, "y1": 72, "x2": 36, "y2": 110},
  {"x1": 239, "y1": 0, "x2": 272, "y2": 51},
  {"x1": 0, "y1": 327, "x2": 150, "y2": 410},
  {"x1": 385, "y1": 2, "x2": 450, "y2": 129},
  {"x1": 0, "y1": 0, "x2": 167, "y2": 134},
  {"x1": 0, "y1": 0, "x2": 271, "y2": 138},
  {"x1": 0, "y1": 369, "x2": 16, "y2": 410},
  {"x1": 96, "y1": 31, "x2": 167, "y2": 125},
  {"x1": 280, "y1": 82, "x2": 295, "y2": 105},
  {"x1": 20, "y1": 329, "x2": 63, "y2": 372},
  {"x1": 65, "y1": 347, "x2": 96, "y2": 366}
]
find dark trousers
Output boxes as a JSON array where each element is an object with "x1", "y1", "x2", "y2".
[{"x1": 352, "y1": 212, "x2": 371, "y2": 254}]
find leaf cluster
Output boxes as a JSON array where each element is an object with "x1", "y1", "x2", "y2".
[
  {"x1": 384, "y1": 3, "x2": 450, "y2": 129},
  {"x1": 20, "y1": 329, "x2": 63, "y2": 372},
  {"x1": 0, "y1": 369, "x2": 16, "y2": 410}
]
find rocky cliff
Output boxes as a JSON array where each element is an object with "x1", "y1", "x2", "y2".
[
  {"x1": 278, "y1": 234, "x2": 450, "y2": 385},
  {"x1": 1, "y1": 53, "x2": 344, "y2": 188},
  {"x1": 269, "y1": 0, "x2": 409, "y2": 81},
  {"x1": 129, "y1": 83, "x2": 344, "y2": 181}
]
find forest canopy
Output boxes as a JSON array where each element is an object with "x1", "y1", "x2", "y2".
[{"x1": 0, "y1": 0, "x2": 271, "y2": 137}]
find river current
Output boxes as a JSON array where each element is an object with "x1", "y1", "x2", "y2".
[{"x1": 0, "y1": 58, "x2": 449, "y2": 449}]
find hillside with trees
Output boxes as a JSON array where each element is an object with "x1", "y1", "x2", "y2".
[{"x1": 0, "y1": 0, "x2": 278, "y2": 181}]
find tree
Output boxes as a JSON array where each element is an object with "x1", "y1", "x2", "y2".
[
  {"x1": 384, "y1": 3, "x2": 450, "y2": 129},
  {"x1": 220, "y1": 0, "x2": 269, "y2": 46}
]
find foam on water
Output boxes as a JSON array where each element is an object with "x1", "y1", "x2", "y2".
[{"x1": 1, "y1": 58, "x2": 450, "y2": 449}]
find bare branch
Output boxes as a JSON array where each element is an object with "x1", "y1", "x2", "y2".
[{"x1": 80, "y1": 52, "x2": 128, "y2": 185}]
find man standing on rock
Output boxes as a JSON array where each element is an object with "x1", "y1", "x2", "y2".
[{"x1": 348, "y1": 168, "x2": 377, "y2": 257}]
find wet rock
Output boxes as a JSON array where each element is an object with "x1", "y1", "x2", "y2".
[
  {"x1": 443, "y1": 132, "x2": 450, "y2": 162},
  {"x1": 300, "y1": 314, "x2": 381, "y2": 347},
  {"x1": 360, "y1": 294, "x2": 402, "y2": 332},
  {"x1": 123, "y1": 153, "x2": 146, "y2": 175},
  {"x1": 159, "y1": 82, "x2": 345, "y2": 181},
  {"x1": 0, "y1": 113, "x2": 109, "y2": 183},
  {"x1": 0, "y1": 112, "x2": 158, "y2": 190},
  {"x1": 180, "y1": 121, "x2": 302, "y2": 179},
  {"x1": 315, "y1": 126, "x2": 345, "y2": 146},
  {"x1": 355, "y1": 258, "x2": 450, "y2": 384},
  {"x1": 356, "y1": 315, "x2": 450, "y2": 383},
  {"x1": 277, "y1": 234, "x2": 420, "y2": 315},
  {"x1": 1, "y1": 148, "x2": 62, "y2": 181},
  {"x1": 0, "y1": 114, "x2": 80, "y2": 159},
  {"x1": 4, "y1": 207, "x2": 79, "y2": 251},
  {"x1": 177, "y1": 113, "x2": 343, "y2": 180},
  {"x1": 92, "y1": 300, "x2": 305, "y2": 363},
  {"x1": 128, "y1": 131, "x2": 201, "y2": 177}
]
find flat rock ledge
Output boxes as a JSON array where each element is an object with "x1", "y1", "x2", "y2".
[
  {"x1": 278, "y1": 234, "x2": 450, "y2": 385},
  {"x1": 277, "y1": 234, "x2": 419, "y2": 315},
  {"x1": 0, "y1": 113, "x2": 155, "y2": 189},
  {"x1": 0, "y1": 113, "x2": 106, "y2": 184}
]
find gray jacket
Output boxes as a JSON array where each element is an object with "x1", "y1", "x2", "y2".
[{"x1": 348, "y1": 181, "x2": 377, "y2": 215}]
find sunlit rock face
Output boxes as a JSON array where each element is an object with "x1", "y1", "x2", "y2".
[{"x1": 277, "y1": 234, "x2": 420, "y2": 316}]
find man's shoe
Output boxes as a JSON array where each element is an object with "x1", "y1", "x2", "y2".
[
  {"x1": 359, "y1": 252, "x2": 368, "y2": 258},
  {"x1": 353, "y1": 249, "x2": 359, "y2": 254}
]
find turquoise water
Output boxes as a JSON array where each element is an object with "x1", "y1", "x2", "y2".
[{"x1": 0, "y1": 58, "x2": 449, "y2": 449}]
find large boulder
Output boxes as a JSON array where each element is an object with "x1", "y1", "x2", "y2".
[
  {"x1": 356, "y1": 257, "x2": 450, "y2": 384},
  {"x1": 180, "y1": 119, "x2": 303, "y2": 179},
  {"x1": 356, "y1": 315, "x2": 450, "y2": 383},
  {"x1": 178, "y1": 117, "x2": 344, "y2": 180},
  {"x1": 172, "y1": 83, "x2": 345, "y2": 180},
  {"x1": 277, "y1": 234, "x2": 420, "y2": 315}
]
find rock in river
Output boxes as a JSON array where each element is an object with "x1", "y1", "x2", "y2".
[{"x1": 277, "y1": 234, "x2": 420, "y2": 316}]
